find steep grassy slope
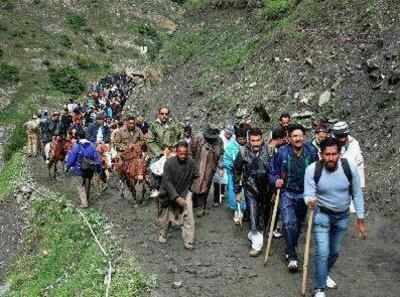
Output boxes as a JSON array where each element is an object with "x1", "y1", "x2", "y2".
[
  {"x1": 0, "y1": 0, "x2": 182, "y2": 159},
  {"x1": 133, "y1": 0, "x2": 400, "y2": 214}
]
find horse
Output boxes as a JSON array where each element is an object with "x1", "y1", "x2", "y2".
[
  {"x1": 113, "y1": 143, "x2": 146, "y2": 204},
  {"x1": 44, "y1": 136, "x2": 69, "y2": 178}
]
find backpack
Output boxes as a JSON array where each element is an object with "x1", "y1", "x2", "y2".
[
  {"x1": 79, "y1": 143, "x2": 97, "y2": 172},
  {"x1": 314, "y1": 158, "x2": 353, "y2": 196}
]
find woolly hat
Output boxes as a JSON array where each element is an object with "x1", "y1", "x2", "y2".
[{"x1": 332, "y1": 121, "x2": 350, "y2": 135}]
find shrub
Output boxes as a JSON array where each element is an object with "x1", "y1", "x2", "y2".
[
  {"x1": 59, "y1": 34, "x2": 72, "y2": 48},
  {"x1": 0, "y1": 63, "x2": 19, "y2": 84},
  {"x1": 264, "y1": 0, "x2": 290, "y2": 20},
  {"x1": 49, "y1": 67, "x2": 85, "y2": 95},
  {"x1": 94, "y1": 35, "x2": 106, "y2": 52},
  {"x1": 137, "y1": 23, "x2": 162, "y2": 61},
  {"x1": 75, "y1": 55, "x2": 99, "y2": 70},
  {"x1": 65, "y1": 14, "x2": 87, "y2": 32},
  {"x1": 3, "y1": 124, "x2": 25, "y2": 161}
]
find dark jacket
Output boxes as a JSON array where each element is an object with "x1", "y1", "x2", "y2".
[
  {"x1": 86, "y1": 123, "x2": 111, "y2": 144},
  {"x1": 234, "y1": 144, "x2": 271, "y2": 195},
  {"x1": 159, "y1": 156, "x2": 199, "y2": 209},
  {"x1": 269, "y1": 143, "x2": 318, "y2": 193},
  {"x1": 48, "y1": 119, "x2": 63, "y2": 137},
  {"x1": 39, "y1": 117, "x2": 51, "y2": 143}
]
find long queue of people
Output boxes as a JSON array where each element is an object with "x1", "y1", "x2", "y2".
[{"x1": 24, "y1": 79, "x2": 367, "y2": 297}]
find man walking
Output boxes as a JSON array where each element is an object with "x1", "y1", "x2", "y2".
[
  {"x1": 304, "y1": 137, "x2": 367, "y2": 297},
  {"x1": 24, "y1": 114, "x2": 41, "y2": 157},
  {"x1": 234, "y1": 128, "x2": 271, "y2": 256},
  {"x1": 270, "y1": 123, "x2": 318, "y2": 271},
  {"x1": 147, "y1": 107, "x2": 182, "y2": 197},
  {"x1": 191, "y1": 126, "x2": 224, "y2": 217},
  {"x1": 158, "y1": 141, "x2": 199, "y2": 250}
]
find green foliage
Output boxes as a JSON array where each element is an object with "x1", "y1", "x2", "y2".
[
  {"x1": 0, "y1": 0, "x2": 16, "y2": 10},
  {"x1": 171, "y1": 0, "x2": 187, "y2": 4},
  {"x1": 0, "y1": 63, "x2": 19, "y2": 84},
  {"x1": 59, "y1": 34, "x2": 72, "y2": 48},
  {"x1": 75, "y1": 55, "x2": 99, "y2": 70},
  {"x1": 3, "y1": 124, "x2": 25, "y2": 161},
  {"x1": 65, "y1": 14, "x2": 88, "y2": 32},
  {"x1": 94, "y1": 35, "x2": 107, "y2": 52},
  {"x1": 49, "y1": 67, "x2": 85, "y2": 95},
  {"x1": 5, "y1": 195, "x2": 152, "y2": 296},
  {"x1": 0, "y1": 151, "x2": 23, "y2": 200},
  {"x1": 264, "y1": 0, "x2": 290, "y2": 20},
  {"x1": 184, "y1": 0, "x2": 210, "y2": 9},
  {"x1": 137, "y1": 23, "x2": 162, "y2": 61}
]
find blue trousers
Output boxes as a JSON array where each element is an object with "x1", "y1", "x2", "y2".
[
  {"x1": 280, "y1": 191, "x2": 307, "y2": 260},
  {"x1": 313, "y1": 209, "x2": 349, "y2": 289}
]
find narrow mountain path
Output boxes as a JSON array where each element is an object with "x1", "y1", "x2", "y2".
[{"x1": 31, "y1": 158, "x2": 400, "y2": 297}]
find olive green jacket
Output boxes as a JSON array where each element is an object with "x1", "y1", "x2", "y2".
[{"x1": 147, "y1": 119, "x2": 182, "y2": 157}]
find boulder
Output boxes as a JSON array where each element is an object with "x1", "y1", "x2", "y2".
[{"x1": 318, "y1": 90, "x2": 331, "y2": 106}]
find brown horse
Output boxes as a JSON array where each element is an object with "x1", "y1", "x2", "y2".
[
  {"x1": 45, "y1": 136, "x2": 69, "y2": 178},
  {"x1": 113, "y1": 143, "x2": 146, "y2": 204}
]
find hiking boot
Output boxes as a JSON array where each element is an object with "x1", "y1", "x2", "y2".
[
  {"x1": 195, "y1": 209, "x2": 205, "y2": 218},
  {"x1": 326, "y1": 275, "x2": 337, "y2": 289},
  {"x1": 158, "y1": 235, "x2": 167, "y2": 244},
  {"x1": 288, "y1": 259, "x2": 299, "y2": 273},
  {"x1": 313, "y1": 289, "x2": 326, "y2": 297},
  {"x1": 184, "y1": 242, "x2": 194, "y2": 250},
  {"x1": 249, "y1": 248, "x2": 262, "y2": 257},
  {"x1": 150, "y1": 190, "x2": 159, "y2": 198}
]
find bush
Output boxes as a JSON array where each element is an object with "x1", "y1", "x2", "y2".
[
  {"x1": 0, "y1": 63, "x2": 19, "y2": 84},
  {"x1": 264, "y1": 0, "x2": 290, "y2": 20},
  {"x1": 75, "y1": 55, "x2": 99, "y2": 70},
  {"x1": 59, "y1": 34, "x2": 72, "y2": 48},
  {"x1": 49, "y1": 67, "x2": 85, "y2": 95},
  {"x1": 3, "y1": 124, "x2": 25, "y2": 162},
  {"x1": 137, "y1": 23, "x2": 162, "y2": 61},
  {"x1": 65, "y1": 14, "x2": 87, "y2": 32},
  {"x1": 94, "y1": 35, "x2": 106, "y2": 52}
]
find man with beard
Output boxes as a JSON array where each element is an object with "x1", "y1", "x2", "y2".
[
  {"x1": 158, "y1": 141, "x2": 199, "y2": 250},
  {"x1": 191, "y1": 126, "x2": 224, "y2": 217},
  {"x1": 270, "y1": 123, "x2": 318, "y2": 271},
  {"x1": 310, "y1": 122, "x2": 330, "y2": 158},
  {"x1": 331, "y1": 121, "x2": 365, "y2": 214},
  {"x1": 111, "y1": 116, "x2": 145, "y2": 153},
  {"x1": 234, "y1": 128, "x2": 271, "y2": 257},
  {"x1": 304, "y1": 137, "x2": 367, "y2": 297}
]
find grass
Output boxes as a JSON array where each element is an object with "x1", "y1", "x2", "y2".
[
  {"x1": 0, "y1": 151, "x2": 24, "y2": 201},
  {"x1": 5, "y1": 193, "x2": 153, "y2": 297}
]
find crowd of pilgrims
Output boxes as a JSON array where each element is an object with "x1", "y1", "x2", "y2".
[{"x1": 23, "y1": 72, "x2": 367, "y2": 297}]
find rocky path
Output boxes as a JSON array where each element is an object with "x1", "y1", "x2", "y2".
[{"x1": 30, "y1": 158, "x2": 400, "y2": 297}]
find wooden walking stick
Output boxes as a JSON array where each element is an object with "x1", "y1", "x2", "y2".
[
  {"x1": 264, "y1": 189, "x2": 281, "y2": 265},
  {"x1": 301, "y1": 209, "x2": 314, "y2": 297}
]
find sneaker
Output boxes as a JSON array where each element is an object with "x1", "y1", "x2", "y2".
[
  {"x1": 272, "y1": 229, "x2": 282, "y2": 239},
  {"x1": 150, "y1": 190, "x2": 159, "y2": 198},
  {"x1": 213, "y1": 202, "x2": 220, "y2": 208},
  {"x1": 233, "y1": 211, "x2": 240, "y2": 225},
  {"x1": 184, "y1": 243, "x2": 194, "y2": 250},
  {"x1": 326, "y1": 275, "x2": 337, "y2": 289},
  {"x1": 313, "y1": 289, "x2": 326, "y2": 297},
  {"x1": 288, "y1": 259, "x2": 299, "y2": 272},
  {"x1": 158, "y1": 235, "x2": 167, "y2": 244},
  {"x1": 249, "y1": 248, "x2": 262, "y2": 257}
]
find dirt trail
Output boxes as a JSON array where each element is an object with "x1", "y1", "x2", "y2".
[{"x1": 31, "y1": 158, "x2": 400, "y2": 297}]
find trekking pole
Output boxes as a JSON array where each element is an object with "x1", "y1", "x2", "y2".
[
  {"x1": 264, "y1": 189, "x2": 281, "y2": 265},
  {"x1": 301, "y1": 209, "x2": 314, "y2": 297}
]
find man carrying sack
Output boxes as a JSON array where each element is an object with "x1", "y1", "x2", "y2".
[
  {"x1": 304, "y1": 137, "x2": 367, "y2": 297},
  {"x1": 158, "y1": 141, "x2": 199, "y2": 250}
]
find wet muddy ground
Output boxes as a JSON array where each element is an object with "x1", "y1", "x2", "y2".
[{"x1": 29, "y1": 158, "x2": 400, "y2": 297}]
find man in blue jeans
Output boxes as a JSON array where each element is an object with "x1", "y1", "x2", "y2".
[
  {"x1": 270, "y1": 123, "x2": 318, "y2": 272},
  {"x1": 304, "y1": 137, "x2": 367, "y2": 297}
]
